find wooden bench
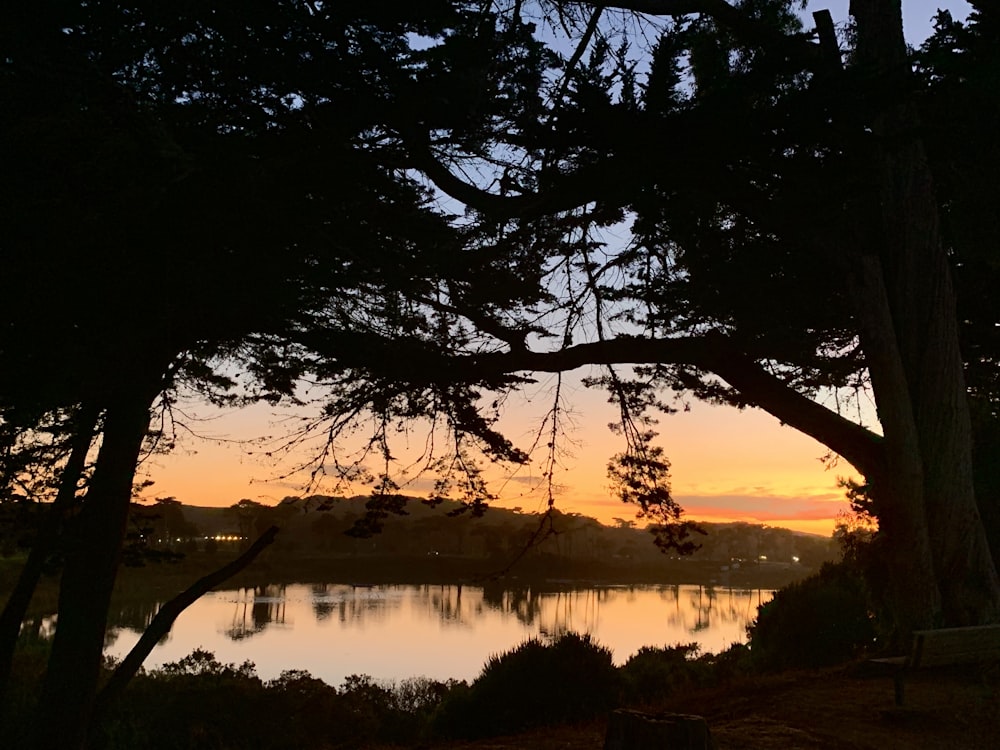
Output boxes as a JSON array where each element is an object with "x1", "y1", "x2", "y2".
[{"x1": 870, "y1": 624, "x2": 1000, "y2": 705}]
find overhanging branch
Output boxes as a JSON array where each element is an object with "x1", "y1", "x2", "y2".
[
  {"x1": 470, "y1": 334, "x2": 885, "y2": 478},
  {"x1": 302, "y1": 329, "x2": 884, "y2": 481},
  {"x1": 580, "y1": 0, "x2": 825, "y2": 65}
]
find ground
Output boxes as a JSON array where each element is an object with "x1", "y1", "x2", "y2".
[{"x1": 428, "y1": 662, "x2": 1000, "y2": 749}]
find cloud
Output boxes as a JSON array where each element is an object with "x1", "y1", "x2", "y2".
[
  {"x1": 675, "y1": 492, "x2": 848, "y2": 524},
  {"x1": 503, "y1": 475, "x2": 546, "y2": 486}
]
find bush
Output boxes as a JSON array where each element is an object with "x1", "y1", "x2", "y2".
[
  {"x1": 96, "y1": 651, "x2": 269, "y2": 750},
  {"x1": 0, "y1": 639, "x2": 51, "y2": 749},
  {"x1": 434, "y1": 632, "x2": 619, "y2": 738},
  {"x1": 336, "y1": 673, "x2": 456, "y2": 742},
  {"x1": 619, "y1": 643, "x2": 713, "y2": 705},
  {"x1": 93, "y1": 651, "x2": 461, "y2": 750},
  {"x1": 747, "y1": 561, "x2": 876, "y2": 670},
  {"x1": 705, "y1": 641, "x2": 753, "y2": 681}
]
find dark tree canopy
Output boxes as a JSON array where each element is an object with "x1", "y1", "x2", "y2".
[
  {"x1": 0, "y1": 3, "x2": 548, "y2": 746},
  {"x1": 3, "y1": 2, "x2": 1000, "y2": 747},
  {"x1": 286, "y1": 1, "x2": 1000, "y2": 636}
]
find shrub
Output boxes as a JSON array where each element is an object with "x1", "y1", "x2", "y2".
[
  {"x1": 747, "y1": 561, "x2": 876, "y2": 670},
  {"x1": 705, "y1": 641, "x2": 753, "y2": 681},
  {"x1": 96, "y1": 651, "x2": 268, "y2": 750},
  {"x1": 1, "y1": 640, "x2": 51, "y2": 749},
  {"x1": 620, "y1": 643, "x2": 713, "y2": 704},
  {"x1": 157, "y1": 648, "x2": 258, "y2": 681},
  {"x1": 434, "y1": 632, "x2": 619, "y2": 739}
]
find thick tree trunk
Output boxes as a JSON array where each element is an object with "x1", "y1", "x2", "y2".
[
  {"x1": 850, "y1": 0, "x2": 1000, "y2": 629},
  {"x1": 0, "y1": 404, "x2": 98, "y2": 703},
  {"x1": 33, "y1": 385, "x2": 158, "y2": 750},
  {"x1": 850, "y1": 254, "x2": 941, "y2": 633}
]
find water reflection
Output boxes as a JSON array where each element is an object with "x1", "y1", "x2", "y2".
[
  {"x1": 227, "y1": 585, "x2": 289, "y2": 640},
  {"x1": 103, "y1": 583, "x2": 771, "y2": 685}
]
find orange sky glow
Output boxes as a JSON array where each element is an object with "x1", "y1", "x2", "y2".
[{"x1": 144, "y1": 371, "x2": 867, "y2": 538}]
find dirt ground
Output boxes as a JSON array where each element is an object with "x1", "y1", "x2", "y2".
[{"x1": 432, "y1": 662, "x2": 1000, "y2": 749}]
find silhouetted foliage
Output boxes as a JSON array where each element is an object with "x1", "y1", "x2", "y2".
[
  {"x1": 619, "y1": 643, "x2": 714, "y2": 705},
  {"x1": 81, "y1": 651, "x2": 461, "y2": 750},
  {"x1": 747, "y1": 562, "x2": 877, "y2": 671},
  {"x1": 433, "y1": 632, "x2": 619, "y2": 738},
  {"x1": 2, "y1": 2, "x2": 533, "y2": 740},
  {"x1": 5, "y1": 2, "x2": 1000, "y2": 743}
]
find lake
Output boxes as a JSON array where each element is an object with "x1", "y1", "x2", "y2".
[{"x1": 102, "y1": 582, "x2": 772, "y2": 686}]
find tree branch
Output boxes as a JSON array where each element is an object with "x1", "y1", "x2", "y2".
[
  {"x1": 581, "y1": 0, "x2": 824, "y2": 64},
  {"x1": 302, "y1": 326, "x2": 884, "y2": 481},
  {"x1": 410, "y1": 141, "x2": 627, "y2": 219},
  {"x1": 93, "y1": 525, "x2": 279, "y2": 713},
  {"x1": 470, "y1": 334, "x2": 886, "y2": 478}
]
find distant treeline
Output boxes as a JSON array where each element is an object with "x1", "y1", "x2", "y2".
[{"x1": 126, "y1": 495, "x2": 838, "y2": 575}]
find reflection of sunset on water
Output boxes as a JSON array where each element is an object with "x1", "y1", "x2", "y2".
[{"x1": 103, "y1": 583, "x2": 772, "y2": 685}]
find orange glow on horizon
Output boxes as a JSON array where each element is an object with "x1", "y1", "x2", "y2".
[{"x1": 143, "y1": 383, "x2": 859, "y2": 540}]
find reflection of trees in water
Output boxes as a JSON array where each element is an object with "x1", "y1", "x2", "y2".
[
  {"x1": 710, "y1": 587, "x2": 767, "y2": 630},
  {"x1": 537, "y1": 589, "x2": 602, "y2": 640},
  {"x1": 414, "y1": 584, "x2": 467, "y2": 625},
  {"x1": 311, "y1": 583, "x2": 336, "y2": 621},
  {"x1": 480, "y1": 582, "x2": 544, "y2": 626},
  {"x1": 226, "y1": 585, "x2": 287, "y2": 641},
  {"x1": 479, "y1": 584, "x2": 607, "y2": 634},
  {"x1": 306, "y1": 584, "x2": 471, "y2": 627},
  {"x1": 105, "y1": 599, "x2": 166, "y2": 648},
  {"x1": 689, "y1": 586, "x2": 715, "y2": 632},
  {"x1": 24, "y1": 614, "x2": 133, "y2": 654},
  {"x1": 489, "y1": 585, "x2": 718, "y2": 637},
  {"x1": 333, "y1": 585, "x2": 396, "y2": 626},
  {"x1": 299, "y1": 584, "x2": 414, "y2": 626},
  {"x1": 659, "y1": 585, "x2": 682, "y2": 606},
  {"x1": 213, "y1": 582, "x2": 767, "y2": 642},
  {"x1": 657, "y1": 585, "x2": 767, "y2": 635},
  {"x1": 112, "y1": 599, "x2": 164, "y2": 635}
]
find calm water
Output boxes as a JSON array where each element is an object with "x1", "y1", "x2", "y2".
[{"x1": 102, "y1": 583, "x2": 772, "y2": 685}]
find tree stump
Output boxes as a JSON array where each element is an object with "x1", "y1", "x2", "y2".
[{"x1": 604, "y1": 709, "x2": 715, "y2": 750}]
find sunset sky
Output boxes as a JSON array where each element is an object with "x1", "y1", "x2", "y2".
[
  {"x1": 143, "y1": 371, "x2": 865, "y2": 537},
  {"x1": 143, "y1": 0, "x2": 968, "y2": 538}
]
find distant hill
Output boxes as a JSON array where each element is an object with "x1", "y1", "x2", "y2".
[
  {"x1": 179, "y1": 505, "x2": 240, "y2": 536},
  {"x1": 153, "y1": 495, "x2": 839, "y2": 577}
]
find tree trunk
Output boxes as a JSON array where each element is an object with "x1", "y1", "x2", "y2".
[
  {"x1": 604, "y1": 709, "x2": 714, "y2": 750},
  {"x1": 850, "y1": 0, "x2": 1000, "y2": 629},
  {"x1": 33, "y1": 385, "x2": 158, "y2": 750},
  {"x1": 0, "y1": 404, "x2": 98, "y2": 703},
  {"x1": 850, "y1": 253, "x2": 941, "y2": 633}
]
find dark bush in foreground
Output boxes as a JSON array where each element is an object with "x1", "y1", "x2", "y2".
[
  {"x1": 89, "y1": 635, "x2": 746, "y2": 747},
  {"x1": 94, "y1": 651, "x2": 458, "y2": 749},
  {"x1": 747, "y1": 561, "x2": 876, "y2": 670},
  {"x1": 433, "y1": 632, "x2": 619, "y2": 738},
  {"x1": 619, "y1": 643, "x2": 713, "y2": 704}
]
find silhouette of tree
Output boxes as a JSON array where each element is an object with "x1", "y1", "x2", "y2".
[
  {"x1": 295, "y1": 1, "x2": 1000, "y2": 635},
  {"x1": 1, "y1": 3, "x2": 518, "y2": 746},
  {"x1": 4, "y1": 3, "x2": 999, "y2": 743}
]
